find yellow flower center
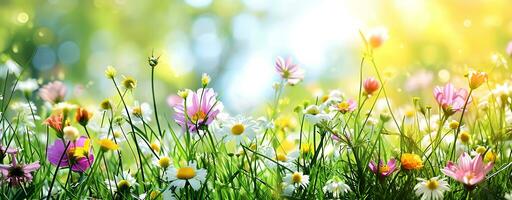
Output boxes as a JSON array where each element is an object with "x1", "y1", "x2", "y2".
[
  {"x1": 476, "y1": 146, "x2": 486, "y2": 154},
  {"x1": 449, "y1": 121, "x2": 459, "y2": 129},
  {"x1": 405, "y1": 109, "x2": 415, "y2": 118},
  {"x1": 337, "y1": 102, "x2": 349, "y2": 111},
  {"x1": 464, "y1": 172, "x2": 475, "y2": 183},
  {"x1": 276, "y1": 153, "x2": 287, "y2": 162},
  {"x1": 158, "y1": 157, "x2": 171, "y2": 169},
  {"x1": 99, "y1": 139, "x2": 119, "y2": 151},
  {"x1": 117, "y1": 179, "x2": 130, "y2": 191},
  {"x1": 150, "y1": 142, "x2": 160, "y2": 153},
  {"x1": 132, "y1": 106, "x2": 142, "y2": 117},
  {"x1": 379, "y1": 165, "x2": 390, "y2": 174},
  {"x1": 321, "y1": 95, "x2": 329, "y2": 103},
  {"x1": 191, "y1": 111, "x2": 206, "y2": 122},
  {"x1": 176, "y1": 167, "x2": 196, "y2": 180},
  {"x1": 426, "y1": 179, "x2": 439, "y2": 190},
  {"x1": 231, "y1": 124, "x2": 245, "y2": 135},
  {"x1": 291, "y1": 172, "x2": 302, "y2": 183},
  {"x1": 459, "y1": 132, "x2": 470, "y2": 143}
]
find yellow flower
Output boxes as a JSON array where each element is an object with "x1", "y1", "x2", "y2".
[
  {"x1": 99, "y1": 138, "x2": 119, "y2": 152},
  {"x1": 63, "y1": 126, "x2": 80, "y2": 141},
  {"x1": 122, "y1": 76, "x2": 137, "y2": 89},
  {"x1": 100, "y1": 99, "x2": 112, "y2": 110},
  {"x1": 468, "y1": 71, "x2": 487, "y2": 90},
  {"x1": 201, "y1": 73, "x2": 210, "y2": 86},
  {"x1": 401, "y1": 153, "x2": 423, "y2": 170},
  {"x1": 448, "y1": 120, "x2": 459, "y2": 130},
  {"x1": 459, "y1": 131, "x2": 471, "y2": 144},
  {"x1": 177, "y1": 89, "x2": 189, "y2": 98},
  {"x1": 105, "y1": 65, "x2": 117, "y2": 79}
]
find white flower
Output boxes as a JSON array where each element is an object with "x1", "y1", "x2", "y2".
[
  {"x1": 221, "y1": 115, "x2": 257, "y2": 144},
  {"x1": 153, "y1": 156, "x2": 172, "y2": 169},
  {"x1": 505, "y1": 191, "x2": 512, "y2": 200},
  {"x1": 303, "y1": 105, "x2": 331, "y2": 124},
  {"x1": 414, "y1": 177, "x2": 450, "y2": 200},
  {"x1": 323, "y1": 178, "x2": 351, "y2": 199},
  {"x1": 0, "y1": 59, "x2": 21, "y2": 77},
  {"x1": 283, "y1": 171, "x2": 309, "y2": 195},
  {"x1": 125, "y1": 102, "x2": 152, "y2": 124},
  {"x1": 163, "y1": 162, "x2": 207, "y2": 191},
  {"x1": 10, "y1": 101, "x2": 39, "y2": 129},
  {"x1": 16, "y1": 79, "x2": 38, "y2": 94},
  {"x1": 263, "y1": 147, "x2": 298, "y2": 169},
  {"x1": 104, "y1": 171, "x2": 137, "y2": 193}
]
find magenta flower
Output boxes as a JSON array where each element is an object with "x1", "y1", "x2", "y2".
[
  {"x1": 441, "y1": 152, "x2": 493, "y2": 190},
  {"x1": 173, "y1": 88, "x2": 223, "y2": 132},
  {"x1": 433, "y1": 83, "x2": 470, "y2": 115},
  {"x1": 275, "y1": 56, "x2": 304, "y2": 85},
  {"x1": 0, "y1": 145, "x2": 18, "y2": 156},
  {"x1": 38, "y1": 81, "x2": 67, "y2": 104},
  {"x1": 0, "y1": 157, "x2": 40, "y2": 186},
  {"x1": 47, "y1": 136, "x2": 94, "y2": 172},
  {"x1": 369, "y1": 158, "x2": 397, "y2": 177}
]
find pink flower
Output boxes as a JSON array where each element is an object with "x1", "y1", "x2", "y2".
[
  {"x1": 0, "y1": 157, "x2": 40, "y2": 186},
  {"x1": 0, "y1": 145, "x2": 18, "y2": 156},
  {"x1": 38, "y1": 81, "x2": 67, "y2": 104},
  {"x1": 433, "y1": 83, "x2": 470, "y2": 115},
  {"x1": 275, "y1": 56, "x2": 304, "y2": 85},
  {"x1": 333, "y1": 99, "x2": 357, "y2": 114},
  {"x1": 173, "y1": 88, "x2": 223, "y2": 132},
  {"x1": 363, "y1": 77, "x2": 380, "y2": 95},
  {"x1": 167, "y1": 94, "x2": 183, "y2": 107},
  {"x1": 369, "y1": 158, "x2": 397, "y2": 177},
  {"x1": 47, "y1": 136, "x2": 94, "y2": 172},
  {"x1": 507, "y1": 41, "x2": 512, "y2": 57},
  {"x1": 441, "y1": 152, "x2": 493, "y2": 190}
]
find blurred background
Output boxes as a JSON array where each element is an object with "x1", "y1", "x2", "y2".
[{"x1": 1, "y1": 0, "x2": 512, "y2": 114}]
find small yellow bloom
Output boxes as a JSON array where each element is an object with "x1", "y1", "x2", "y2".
[
  {"x1": 122, "y1": 76, "x2": 137, "y2": 89},
  {"x1": 63, "y1": 126, "x2": 80, "y2": 141},
  {"x1": 459, "y1": 131, "x2": 471, "y2": 144},
  {"x1": 157, "y1": 156, "x2": 172, "y2": 169},
  {"x1": 99, "y1": 138, "x2": 119, "y2": 152},
  {"x1": 201, "y1": 73, "x2": 210, "y2": 86},
  {"x1": 401, "y1": 153, "x2": 423, "y2": 170},
  {"x1": 449, "y1": 120, "x2": 459, "y2": 130},
  {"x1": 177, "y1": 89, "x2": 189, "y2": 99},
  {"x1": 468, "y1": 71, "x2": 488, "y2": 90},
  {"x1": 100, "y1": 99, "x2": 112, "y2": 110},
  {"x1": 105, "y1": 65, "x2": 117, "y2": 79}
]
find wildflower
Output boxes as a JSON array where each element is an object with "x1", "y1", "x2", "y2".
[
  {"x1": 264, "y1": 147, "x2": 299, "y2": 169},
  {"x1": 105, "y1": 171, "x2": 137, "y2": 193},
  {"x1": 10, "y1": 101, "x2": 39, "y2": 129},
  {"x1": 367, "y1": 28, "x2": 388, "y2": 49},
  {"x1": 122, "y1": 76, "x2": 137, "y2": 89},
  {"x1": 38, "y1": 81, "x2": 67, "y2": 104},
  {"x1": 99, "y1": 138, "x2": 119, "y2": 152},
  {"x1": 0, "y1": 145, "x2": 18, "y2": 158},
  {"x1": 63, "y1": 126, "x2": 80, "y2": 142},
  {"x1": 44, "y1": 114, "x2": 64, "y2": 136},
  {"x1": 448, "y1": 120, "x2": 459, "y2": 130},
  {"x1": 473, "y1": 146, "x2": 496, "y2": 162},
  {"x1": 99, "y1": 99, "x2": 112, "y2": 110},
  {"x1": 53, "y1": 102, "x2": 77, "y2": 116},
  {"x1": 433, "y1": 83, "x2": 470, "y2": 115},
  {"x1": 163, "y1": 162, "x2": 207, "y2": 191},
  {"x1": 173, "y1": 88, "x2": 223, "y2": 132},
  {"x1": 47, "y1": 136, "x2": 94, "y2": 172},
  {"x1": 105, "y1": 65, "x2": 117, "y2": 79},
  {"x1": 303, "y1": 105, "x2": 331, "y2": 124},
  {"x1": 283, "y1": 171, "x2": 309, "y2": 192},
  {"x1": 0, "y1": 157, "x2": 40, "y2": 186},
  {"x1": 401, "y1": 153, "x2": 423, "y2": 170},
  {"x1": 333, "y1": 99, "x2": 357, "y2": 114},
  {"x1": 441, "y1": 152, "x2": 493, "y2": 190},
  {"x1": 414, "y1": 177, "x2": 450, "y2": 200},
  {"x1": 125, "y1": 102, "x2": 152, "y2": 124},
  {"x1": 323, "y1": 177, "x2": 351, "y2": 198},
  {"x1": 154, "y1": 156, "x2": 172, "y2": 169},
  {"x1": 16, "y1": 79, "x2": 38, "y2": 96},
  {"x1": 177, "y1": 89, "x2": 190, "y2": 99},
  {"x1": 363, "y1": 77, "x2": 380, "y2": 95},
  {"x1": 0, "y1": 58, "x2": 21, "y2": 77},
  {"x1": 459, "y1": 131, "x2": 471, "y2": 144},
  {"x1": 75, "y1": 107, "x2": 93, "y2": 126},
  {"x1": 221, "y1": 115, "x2": 257, "y2": 144},
  {"x1": 468, "y1": 71, "x2": 487, "y2": 90},
  {"x1": 201, "y1": 73, "x2": 210, "y2": 87},
  {"x1": 275, "y1": 56, "x2": 304, "y2": 85},
  {"x1": 148, "y1": 53, "x2": 160, "y2": 67},
  {"x1": 167, "y1": 95, "x2": 183, "y2": 107},
  {"x1": 368, "y1": 158, "x2": 397, "y2": 177}
]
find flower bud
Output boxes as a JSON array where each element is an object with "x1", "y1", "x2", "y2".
[
  {"x1": 468, "y1": 71, "x2": 487, "y2": 90},
  {"x1": 177, "y1": 89, "x2": 189, "y2": 99},
  {"x1": 201, "y1": 73, "x2": 210, "y2": 87},
  {"x1": 76, "y1": 107, "x2": 93, "y2": 126},
  {"x1": 63, "y1": 126, "x2": 80, "y2": 141},
  {"x1": 105, "y1": 66, "x2": 117, "y2": 79},
  {"x1": 363, "y1": 77, "x2": 380, "y2": 95}
]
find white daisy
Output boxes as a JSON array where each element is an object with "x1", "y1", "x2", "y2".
[
  {"x1": 283, "y1": 171, "x2": 309, "y2": 195},
  {"x1": 303, "y1": 105, "x2": 331, "y2": 124},
  {"x1": 16, "y1": 78, "x2": 38, "y2": 94},
  {"x1": 124, "y1": 101, "x2": 152, "y2": 124},
  {"x1": 323, "y1": 178, "x2": 351, "y2": 199},
  {"x1": 153, "y1": 156, "x2": 172, "y2": 170},
  {"x1": 163, "y1": 162, "x2": 207, "y2": 191},
  {"x1": 221, "y1": 115, "x2": 257, "y2": 144},
  {"x1": 104, "y1": 170, "x2": 137, "y2": 193},
  {"x1": 414, "y1": 177, "x2": 450, "y2": 200},
  {"x1": 10, "y1": 101, "x2": 39, "y2": 129},
  {"x1": 0, "y1": 59, "x2": 21, "y2": 77}
]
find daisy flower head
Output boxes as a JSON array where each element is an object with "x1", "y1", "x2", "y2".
[
  {"x1": 105, "y1": 170, "x2": 137, "y2": 193},
  {"x1": 414, "y1": 177, "x2": 450, "y2": 200},
  {"x1": 323, "y1": 177, "x2": 351, "y2": 199},
  {"x1": 16, "y1": 78, "x2": 38, "y2": 96},
  {"x1": 153, "y1": 156, "x2": 172, "y2": 169},
  {"x1": 0, "y1": 157, "x2": 40, "y2": 186},
  {"x1": 221, "y1": 115, "x2": 257, "y2": 144},
  {"x1": 124, "y1": 101, "x2": 152, "y2": 124},
  {"x1": 441, "y1": 152, "x2": 493, "y2": 190},
  {"x1": 275, "y1": 56, "x2": 304, "y2": 85},
  {"x1": 173, "y1": 88, "x2": 223, "y2": 132},
  {"x1": 332, "y1": 98, "x2": 357, "y2": 114},
  {"x1": 368, "y1": 158, "x2": 397, "y2": 178},
  {"x1": 283, "y1": 171, "x2": 309, "y2": 192},
  {"x1": 303, "y1": 105, "x2": 331, "y2": 124},
  {"x1": 0, "y1": 58, "x2": 21, "y2": 77},
  {"x1": 164, "y1": 162, "x2": 207, "y2": 191},
  {"x1": 38, "y1": 81, "x2": 67, "y2": 104}
]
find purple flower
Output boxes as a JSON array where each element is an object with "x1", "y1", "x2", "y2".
[
  {"x1": 173, "y1": 88, "x2": 223, "y2": 132},
  {"x1": 38, "y1": 81, "x2": 67, "y2": 104},
  {"x1": 275, "y1": 56, "x2": 304, "y2": 85},
  {"x1": 0, "y1": 145, "x2": 18, "y2": 157},
  {"x1": 0, "y1": 157, "x2": 40, "y2": 186},
  {"x1": 369, "y1": 158, "x2": 397, "y2": 177},
  {"x1": 434, "y1": 83, "x2": 471, "y2": 115},
  {"x1": 47, "y1": 136, "x2": 94, "y2": 172}
]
